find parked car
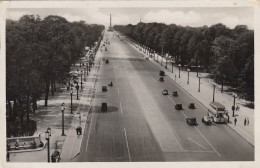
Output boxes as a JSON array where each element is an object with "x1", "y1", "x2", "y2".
[
  {"x1": 202, "y1": 116, "x2": 213, "y2": 125},
  {"x1": 102, "y1": 86, "x2": 107, "y2": 92},
  {"x1": 159, "y1": 71, "x2": 165, "y2": 76},
  {"x1": 172, "y1": 91, "x2": 178, "y2": 97},
  {"x1": 175, "y1": 104, "x2": 183, "y2": 110},
  {"x1": 188, "y1": 103, "x2": 195, "y2": 109},
  {"x1": 162, "y1": 89, "x2": 168, "y2": 95},
  {"x1": 186, "y1": 118, "x2": 198, "y2": 125},
  {"x1": 159, "y1": 77, "x2": 164, "y2": 82}
]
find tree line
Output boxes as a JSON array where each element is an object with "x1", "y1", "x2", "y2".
[
  {"x1": 114, "y1": 22, "x2": 254, "y2": 103},
  {"x1": 6, "y1": 15, "x2": 105, "y2": 122}
]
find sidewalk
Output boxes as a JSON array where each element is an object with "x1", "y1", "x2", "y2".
[
  {"x1": 60, "y1": 49, "x2": 102, "y2": 162},
  {"x1": 126, "y1": 38, "x2": 254, "y2": 146},
  {"x1": 8, "y1": 45, "x2": 102, "y2": 162}
]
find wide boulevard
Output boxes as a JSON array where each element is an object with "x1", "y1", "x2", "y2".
[{"x1": 75, "y1": 31, "x2": 254, "y2": 162}]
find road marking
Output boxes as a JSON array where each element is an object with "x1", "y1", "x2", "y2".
[
  {"x1": 120, "y1": 101, "x2": 123, "y2": 114},
  {"x1": 152, "y1": 77, "x2": 157, "y2": 83},
  {"x1": 194, "y1": 126, "x2": 221, "y2": 157},
  {"x1": 117, "y1": 87, "x2": 120, "y2": 95},
  {"x1": 187, "y1": 138, "x2": 207, "y2": 150},
  {"x1": 85, "y1": 93, "x2": 96, "y2": 152},
  {"x1": 124, "y1": 128, "x2": 131, "y2": 162}
]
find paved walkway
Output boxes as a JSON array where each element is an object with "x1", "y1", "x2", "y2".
[
  {"x1": 8, "y1": 45, "x2": 102, "y2": 162},
  {"x1": 126, "y1": 38, "x2": 254, "y2": 146}
]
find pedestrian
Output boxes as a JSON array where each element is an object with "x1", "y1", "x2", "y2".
[
  {"x1": 236, "y1": 105, "x2": 240, "y2": 111},
  {"x1": 244, "y1": 118, "x2": 247, "y2": 126},
  {"x1": 234, "y1": 117, "x2": 237, "y2": 126},
  {"x1": 247, "y1": 118, "x2": 250, "y2": 126},
  {"x1": 227, "y1": 113, "x2": 230, "y2": 123}
]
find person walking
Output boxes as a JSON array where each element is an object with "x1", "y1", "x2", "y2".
[
  {"x1": 244, "y1": 118, "x2": 247, "y2": 126},
  {"x1": 247, "y1": 118, "x2": 250, "y2": 126},
  {"x1": 234, "y1": 117, "x2": 237, "y2": 126}
]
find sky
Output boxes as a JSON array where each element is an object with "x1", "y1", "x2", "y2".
[{"x1": 6, "y1": 7, "x2": 253, "y2": 29}]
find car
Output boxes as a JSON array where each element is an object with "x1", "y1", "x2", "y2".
[
  {"x1": 188, "y1": 103, "x2": 195, "y2": 109},
  {"x1": 159, "y1": 77, "x2": 164, "y2": 82},
  {"x1": 172, "y1": 91, "x2": 178, "y2": 97},
  {"x1": 175, "y1": 104, "x2": 183, "y2": 110},
  {"x1": 102, "y1": 86, "x2": 107, "y2": 92},
  {"x1": 202, "y1": 116, "x2": 213, "y2": 125},
  {"x1": 159, "y1": 71, "x2": 165, "y2": 76},
  {"x1": 186, "y1": 118, "x2": 198, "y2": 125},
  {"x1": 162, "y1": 89, "x2": 168, "y2": 95}
]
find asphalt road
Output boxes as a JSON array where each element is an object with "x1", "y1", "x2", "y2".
[{"x1": 75, "y1": 31, "x2": 254, "y2": 162}]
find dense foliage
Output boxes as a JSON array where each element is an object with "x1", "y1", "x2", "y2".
[
  {"x1": 6, "y1": 15, "x2": 104, "y2": 122},
  {"x1": 114, "y1": 23, "x2": 254, "y2": 102}
]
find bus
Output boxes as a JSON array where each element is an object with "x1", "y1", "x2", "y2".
[{"x1": 208, "y1": 102, "x2": 227, "y2": 123}]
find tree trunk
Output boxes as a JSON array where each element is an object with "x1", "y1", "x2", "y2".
[
  {"x1": 51, "y1": 77, "x2": 54, "y2": 96},
  {"x1": 32, "y1": 98, "x2": 37, "y2": 113},
  {"x1": 26, "y1": 92, "x2": 30, "y2": 120},
  {"x1": 7, "y1": 100, "x2": 13, "y2": 120},
  {"x1": 54, "y1": 78, "x2": 56, "y2": 92},
  {"x1": 45, "y1": 78, "x2": 50, "y2": 107}
]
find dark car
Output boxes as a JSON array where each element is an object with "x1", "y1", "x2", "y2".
[
  {"x1": 102, "y1": 86, "x2": 107, "y2": 92},
  {"x1": 159, "y1": 71, "x2": 165, "y2": 76},
  {"x1": 172, "y1": 91, "x2": 178, "y2": 97},
  {"x1": 162, "y1": 89, "x2": 168, "y2": 95},
  {"x1": 186, "y1": 118, "x2": 198, "y2": 125},
  {"x1": 159, "y1": 77, "x2": 164, "y2": 82},
  {"x1": 202, "y1": 116, "x2": 213, "y2": 125},
  {"x1": 188, "y1": 103, "x2": 195, "y2": 109},
  {"x1": 175, "y1": 104, "x2": 183, "y2": 110}
]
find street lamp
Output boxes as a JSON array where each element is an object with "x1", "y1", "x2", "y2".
[
  {"x1": 61, "y1": 103, "x2": 65, "y2": 136},
  {"x1": 84, "y1": 66, "x2": 86, "y2": 81},
  {"x1": 45, "y1": 127, "x2": 51, "y2": 162},
  {"x1": 171, "y1": 59, "x2": 174, "y2": 73},
  {"x1": 178, "y1": 64, "x2": 181, "y2": 78},
  {"x1": 232, "y1": 94, "x2": 237, "y2": 117},
  {"x1": 198, "y1": 74, "x2": 201, "y2": 92},
  {"x1": 80, "y1": 70, "x2": 83, "y2": 89},
  {"x1": 76, "y1": 82, "x2": 79, "y2": 100},
  {"x1": 70, "y1": 88, "x2": 73, "y2": 114},
  {"x1": 187, "y1": 68, "x2": 190, "y2": 84},
  {"x1": 213, "y1": 84, "x2": 216, "y2": 102}
]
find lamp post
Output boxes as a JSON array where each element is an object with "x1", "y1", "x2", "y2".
[
  {"x1": 45, "y1": 127, "x2": 51, "y2": 162},
  {"x1": 187, "y1": 68, "x2": 190, "y2": 84},
  {"x1": 76, "y1": 82, "x2": 79, "y2": 100},
  {"x1": 232, "y1": 94, "x2": 237, "y2": 117},
  {"x1": 70, "y1": 88, "x2": 73, "y2": 114},
  {"x1": 80, "y1": 70, "x2": 83, "y2": 89},
  {"x1": 171, "y1": 59, "x2": 174, "y2": 73},
  {"x1": 61, "y1": 103, "x2": 65, "y2": 136},
  {"x1": 198, "y1": 74, "x2": 201, "y2": 92},
  {"x1": 84, "y1": 66, "x2": 86, "y2": 81},
  {"x1": 213, "y1": 84, "x2": 216, "y2": 102},
  {"x1": 178, "y1": 64, "x2": 181, "y2": 78}
]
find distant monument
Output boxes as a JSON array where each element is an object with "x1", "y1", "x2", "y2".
[{"x1": 108, "y1": 14, "x2": 113, "y2": 31}]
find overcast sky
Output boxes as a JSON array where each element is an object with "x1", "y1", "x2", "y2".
[{"x1": 7, "y1": 7, "x2": 253, "y2": 29}]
